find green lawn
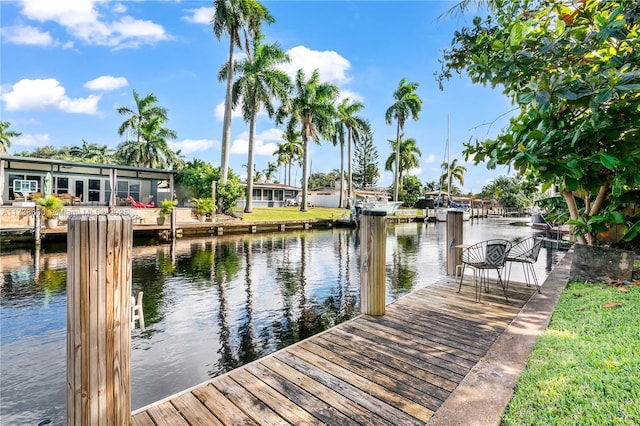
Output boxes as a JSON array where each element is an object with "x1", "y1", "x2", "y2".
[
  {"x1": 503, "y1": 280, "x2": 640, "y2": 425},
  {"x1": 239, "y1": 207, "x2": 349, "y2": 222}
]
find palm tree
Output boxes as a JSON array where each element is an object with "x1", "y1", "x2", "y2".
[
  {"x1": 117, "y1": 90, "x2": 167, "y2": 144},
  {"x1": 70, "y1": 140, "x2": 113, "y2": 163},
  {"x1": 227, "y1": 39, "x2": 290, "y2": 213},
  {"x1": 384, "y1": 134, "x2": 422, "y2": 195},
  {"x1": 335, "y1": 98, "x2": 370, "y2": 207},
  {"x1": 385, "y1": 78, "x2": 422, "y2": 201},
  {"x1": 116, "y1": 91, "x2": 178, "y2": 168},
  {"x1": 212, "y1": 0, "x2": 274, "y2": 186},
  {"x1": 273, "y1": 128, "x2": 303, "y2": 186},
  {"x1": 279, "y1": 69, "x2": 338, "y2": 212},
  {"x1": 440, "y1": 158, "x2": 466, "y2": 193},
  {"x1": 0, "y1": 121, "x2": 21, "y2": 154},
  {"x1": 264, "y1": 161, "x2": 277, "y2": 183}
]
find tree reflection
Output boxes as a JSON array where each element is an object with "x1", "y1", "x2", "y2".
[{"x1": 237, "y1": 239, "x2": 260, "y2": 364}]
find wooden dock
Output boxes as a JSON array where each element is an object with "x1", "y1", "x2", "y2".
[{"x1": 132, "y1": 277, "x2": 535, "y2": 425}]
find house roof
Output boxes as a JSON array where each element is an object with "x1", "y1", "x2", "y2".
[{"x1": 0, "y1": 155, "x2": 178, "y2": 180}]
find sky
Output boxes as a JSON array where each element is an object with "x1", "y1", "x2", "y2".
[{"x1": 0, "y1": 0, "x2": 518, "y2": 194}]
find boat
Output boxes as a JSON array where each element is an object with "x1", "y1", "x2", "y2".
[
  {"x1": 366, "y1": 200, "x2": 403, "y2": 215},
  {"x1": 435, "y1": 116, "x2": 470, "y2": 222}
]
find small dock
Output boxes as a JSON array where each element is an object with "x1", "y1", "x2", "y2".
[{"x1": 132, "y1": 275, "x2": 542, "y2": 425}]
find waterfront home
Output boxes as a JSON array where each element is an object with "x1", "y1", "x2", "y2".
[{"x1": 0, "y1": 155, "x2": 176, "y2": 207}]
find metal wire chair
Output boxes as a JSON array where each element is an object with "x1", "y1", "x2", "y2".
[
  {"x1": 457, "y1": 239, "x2": 512, "y2": 302},
  {"x1": 505, "y1": 236, "x2": 544, "y2": 293}
]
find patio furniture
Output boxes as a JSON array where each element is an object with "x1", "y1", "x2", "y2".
[
  {"x1": 505, "y1": 236, "x2": 543, "y2": 293},
  {"x1": 458, "y1": 239, "x2": 512, "y2": 302}
]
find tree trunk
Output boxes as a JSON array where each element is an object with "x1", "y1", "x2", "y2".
[
  {"x1": 220, "y1": 38, "x2": 234, "y2": 186},
  {"x1": 300, "y1": 137, "x2": 309, "y2": 212},
  {"x1": 339, "y1": 135, "x2": 345, "y2": 208},
  {"x1": 245, "y1": 113, "x2": 257, "y2": 213},
  {"x1": 393, "y1": 122, "x2": 401, "y2": 202},
  {"x1": 562, "y1": 189, "x2": 587, "y2": 245},
  {"x1": 347, "y1": 127, "x2": 353, "y2": 207}
]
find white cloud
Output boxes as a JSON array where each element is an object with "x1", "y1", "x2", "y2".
[
  {"x1": 231, "y1": 128, "x2": 282, "y2": 156},
  {"x1": 2, "y1": 78, "x2": 100, "y2": 114},
  {"x1": 14, "y1": 133, "x2": 50, "y2": 147},
  {"x1": 406, "y1": 167, "x2": 422, "y2": 176},
  {"x1": 84, "y1": 76, "x2": 128, "y2": 91},
  {"x1": 17, "y1": 0, "x2": 171, "y2": 49},
  {"x1": 422, "y1": 154, "x2": 438, "y2": 164},
  {"x1": 281, "y1": 45, "x2": 352, "y2": 86},
  {"x1": 214, "y1": 101, "x2": 243, "y2": 121},
  {"x1": 183, "y1": 7, "x2": 213, "y2": 24},
  {"x1": 168, "y1": 138, "x2": 219, "y2": 155},
  {"x1": 337, "y1": 89, "x2": 363, "y2": 104},
  {"x1": 1, "y1": 25, "x2": 53, "y2": 46}
]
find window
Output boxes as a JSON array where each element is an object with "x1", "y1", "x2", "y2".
[
  {"x1": 56, "y1": 177, "x2": 69, "y2": 194},
  {"x1": 117, "y1": 180, "x2": 141, "y2": 201},
  {"x1": 263, "y1": 189, "x2": 273, "y2": 201},
  {"x1": 252, "y1": 188, "x2": 262, "y2": 200},
  {"x1": 105, "y1": 180, "x2": 111, "y2": 204},
  {"x1": 88, "y1": 179, "x2": 101, "y2": 202},
  {"x1": 8, "y1": 174, "x2": 41, "y2": 199},
  {"x1": 274, "y1": 190, "x2": 284, "y2": 201}
]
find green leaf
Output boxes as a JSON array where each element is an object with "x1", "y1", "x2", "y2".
[
  {"x1": 599, "y1": 153, "x2": 619, "y2": 170},
  {"x1": 616, "y1": 84, "x2": 640, "y2": 93},
  {"x1": 509, "y1": 22, "x2": 525, "y2": 46},
  {"x1": 535, "y1": 90, "x2": 551, "y2": 105},
  {"x1": 622, "y1": 220, "x2": 640, "y2": 242},
  {"x1": 492, "y1": 39, "x2": 505, "y2": 50},
  {"x1": 518, "y1": 92, "x2": 535, "y2": 105},
  {"x1": 528, "y1": 129, "x2": 544, "y2": 141},
  {"x1": 594, "y1": 88, "x2": 612, "y2": 105},
  {"x1": 610, "y1": 211, "x2": 626, "y2": 225}
]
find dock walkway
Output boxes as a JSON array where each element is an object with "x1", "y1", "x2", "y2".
[{"x1": 132, "y1": 252, "x2": 571, "y2": 425}]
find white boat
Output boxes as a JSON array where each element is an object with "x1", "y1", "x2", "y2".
[
  {"x1": 366, "y1": 200, "x2": 403, "y2": 215},
  {"x1": 436, "y1": 205, "x2": 470, "y2": 222},
  {"x1": 435, "y1": 116, "x2": 470, "y2": 222}
]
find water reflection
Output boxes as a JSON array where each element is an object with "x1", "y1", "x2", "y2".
[{"x1": 0, "y1": 219, "x2": 562, "y2": 424}]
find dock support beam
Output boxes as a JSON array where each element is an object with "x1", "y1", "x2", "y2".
[
  {"x1": 67, "y1": 215, "x2": 132, "y2": 425},
  {"x1": 360, "y1": 210, "x2": 387, "y2": 316},
  {"x1": 446, "y1": 210, "x2": 464, "y2": 275}
]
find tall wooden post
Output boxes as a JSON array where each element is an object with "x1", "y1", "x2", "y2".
[
  {"x1": 170, "y1": 206, "x2": 176, "y2": 239},
  {"x1": 446, "y1": 210, "x2": 464, "y2": 275},
  {"x1": 34, "y1": 205, "x2": 41, "y2": 248},
  {"x1": 360, "y1": 210, "x2": 387, "y2": 316},
  {"x1": 67, "y1": 215, "x2": 133, "y2": 425}
]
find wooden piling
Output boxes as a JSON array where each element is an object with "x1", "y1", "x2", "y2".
[
  {"x1": 67, "y1": 214, "x2": 133, "y2": 425},
  {"x1": 359, "y1": 210, "x2": 387, "y2": 316},
  {"x1": 446, "y1": 210, "x2": 464, "y2": 276},
  {"x1": 170, "y1": 206, "x2": 176, "y2": 239},
  {"x1": 34, "y1": 205, "x2": 41, "y2": 248}
]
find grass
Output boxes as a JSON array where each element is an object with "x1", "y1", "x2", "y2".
[
  {"x1": 502, "y1": 279, "x2": 640, "y2": 425},
  {"x1": 239, "y1": 207, "x2": 349, "y2": 222}
]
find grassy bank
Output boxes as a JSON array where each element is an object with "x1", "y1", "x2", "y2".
[
  {"x1": 503, "y1": 280, "x2": 640, "y2": 425},
  {"x1": 239, "y1": 207, "x2": 349, "y2": 222}
]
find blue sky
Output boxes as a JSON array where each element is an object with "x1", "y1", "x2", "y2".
[{"x1": 0, "y1": 0, "x2": 517, "y2": 194}]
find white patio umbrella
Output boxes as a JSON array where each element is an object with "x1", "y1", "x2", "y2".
[{"x1": 44, "y1": 172, "x2": 52, "y2": 198}]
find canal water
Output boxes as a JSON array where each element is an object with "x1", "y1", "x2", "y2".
[{"x1": 0, "y1": 218, "x2": 563, "y2": 424}]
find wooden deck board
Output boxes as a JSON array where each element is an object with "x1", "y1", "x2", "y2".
[{"x1": 133, "y1": 278, "x2": 539, "y2": 425}]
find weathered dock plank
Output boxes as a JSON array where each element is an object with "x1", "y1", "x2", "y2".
[{"x1": 132, "y1": 277, "x2": 540, "y2": 425}]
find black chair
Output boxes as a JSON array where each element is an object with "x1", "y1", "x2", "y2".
[
  {"x1": 506, "y1": 236, "x2": 544, "y2": 293},
  {"x1": 458, "y1": 239, "x2": 512, "y2": 302}
]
